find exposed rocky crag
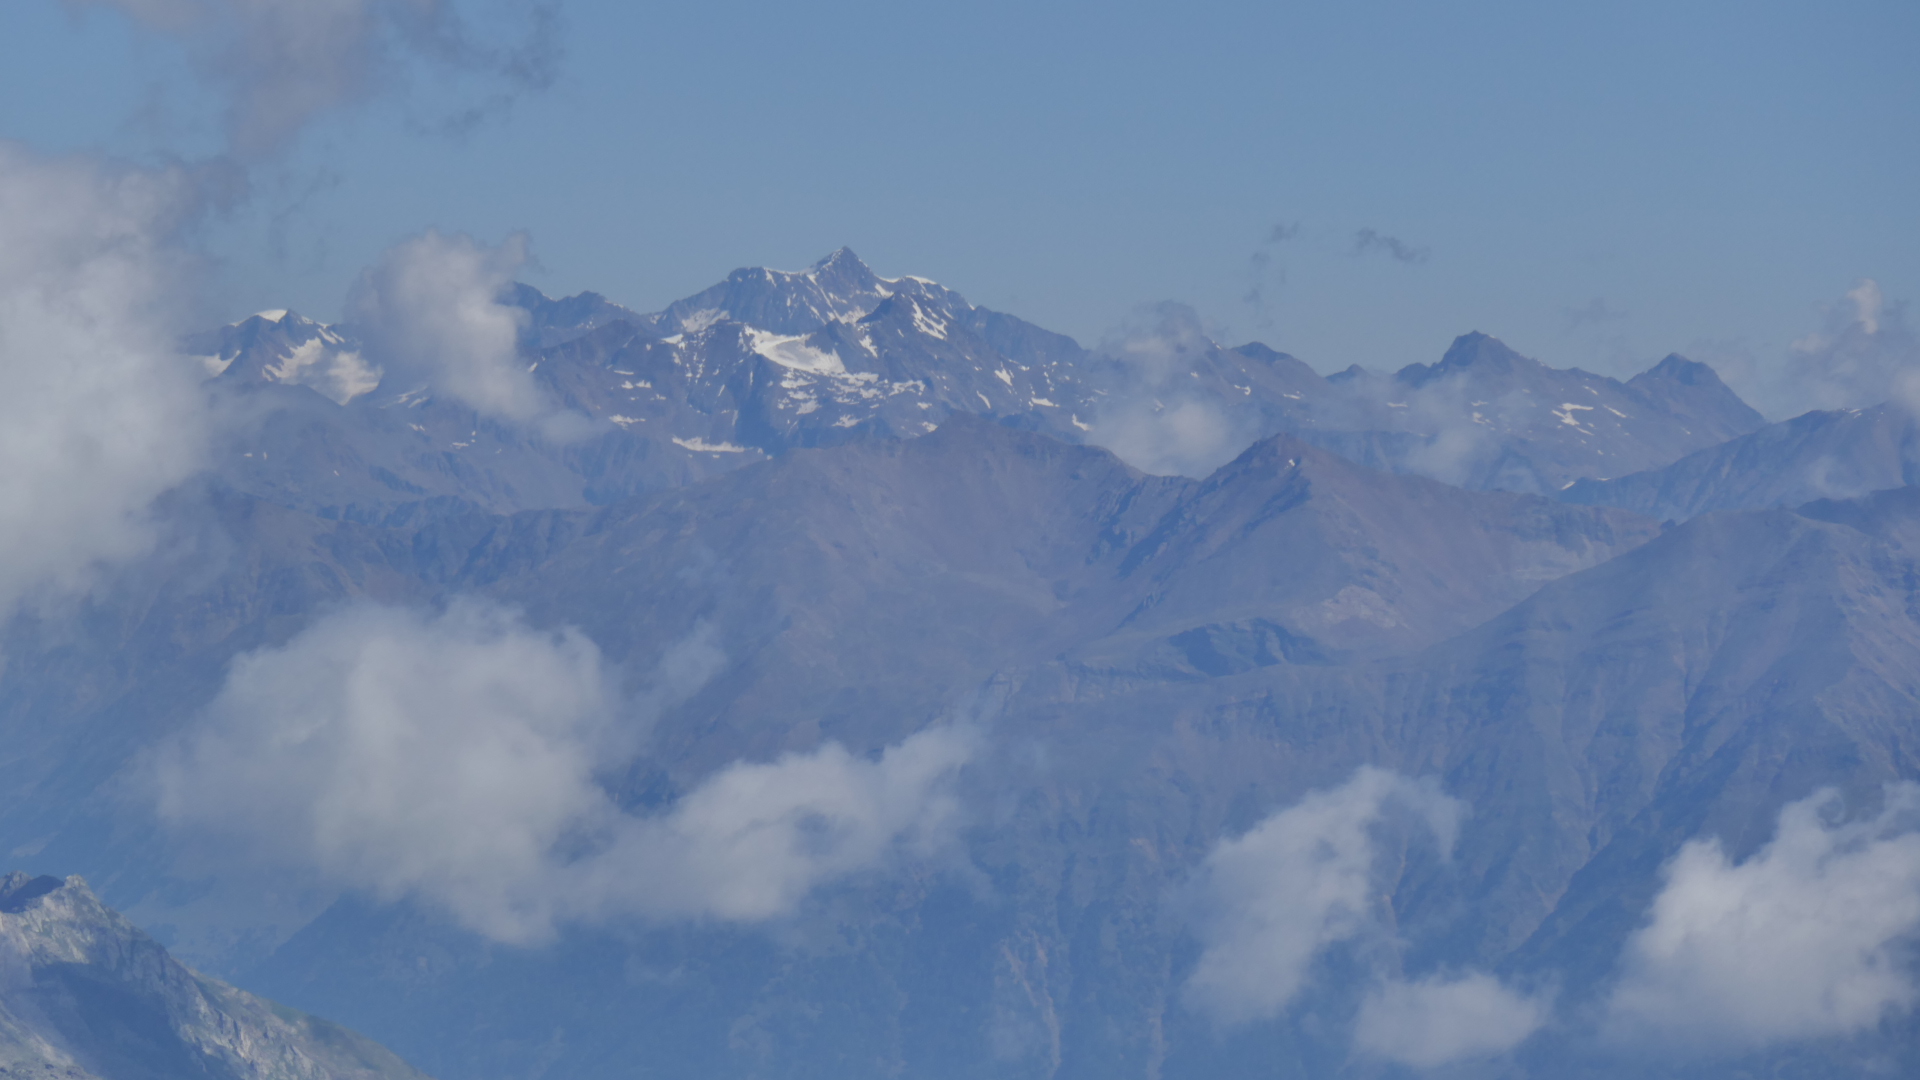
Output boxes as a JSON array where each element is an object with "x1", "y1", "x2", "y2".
[{"x1": 0, "y1": 873, "x2": 427, "y2": 1080}]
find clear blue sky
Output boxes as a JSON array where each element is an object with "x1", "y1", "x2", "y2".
[{"x1": 4, "y1": 0, "x2": 1915, "y2": 384}]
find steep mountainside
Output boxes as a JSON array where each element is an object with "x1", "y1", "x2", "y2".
[
  {"x1": 1561, "y1": 401, "x2": 1920, "y2": 520},
  {"x1": 198, "y1": 474, "x2": 1920, "y2": 1080},
  {"x1": 0, "y1": 249, "x2": 1898, "y2": 1080},
  {"x1": 0, "y1": 873, "x2": 427, "y2": 1080}
]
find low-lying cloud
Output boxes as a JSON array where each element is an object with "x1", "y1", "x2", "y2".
[
  {"x1": 155, "y1": 598, "x2": 975, "y2": 942},
  {"x1": 81, "y1": 0, "x2": 561, "y2": 157},
  {"x1": 1605, "y1": 782, "x2": 1920, "y2": 1052},
  {"x1": 0, "y1": 142, "x2": 214, "y2": 612},
  {"x1": 1353, "y1": 971, "x2": 1550, "y2": 1068},
  {"x1": 1086, "y1": 301, "x2": 1264, "y2": 477},
  {"x1": 1181, "y1": 766, "x2": 1464, "y2": 1026}
]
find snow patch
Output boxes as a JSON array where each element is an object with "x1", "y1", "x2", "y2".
[
  {"x1": 679, "y1": 309, "x2": 726, "y2": 334},
  {"x1": 910, "y1": 301, "x2": 950, "y2": 340},
  {"x1": 672, "y1": 436, "x2": 748, "y2": 453},
  {"x1": 1552, "y1": 402, "x2": 1595, "y2": 427},
  {"x1": 747, "y1": 329, "x2": 847, "y2": 375}
]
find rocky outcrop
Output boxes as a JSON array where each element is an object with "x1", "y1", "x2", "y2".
[{"x1": 0, "y1": 873, "x2": 427, "y2": 1080}]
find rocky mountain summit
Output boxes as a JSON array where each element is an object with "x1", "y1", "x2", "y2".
[
  {"x1": 0, "y1": 873, "x2": 426, "y2": 1080},
  {"x1": 190, "y1": 250, "x2": 1767, "y2": 522}
]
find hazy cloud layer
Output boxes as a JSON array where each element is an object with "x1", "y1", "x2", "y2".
[
  {"x1": 1182, "y1": 767, "x2": 1464, "y2": 1026},
  {"x1": 1605, "y1": 783, "x2": 1920, "y2": 1052},
  {"x1": 156, "y1": 598, "x2": 974, "y2": 942},
  {"x1": 1353, "y1": 972, "x2": 1550, "y2": 1068},
  {"x1": 0, "y1": 143, "x2": 213, "y2": 612},
  {"x1": 346, "y1": 229, "x2": 582, "y2": 432},
  {"x1": 1086, "y1": 302, "x2": 1264, "y2": 477},
  {"x1": 1353, "y1": 228, "x2": 1430, "y2": 265},
  {"x1": 80, "y1": 0, "x2": 560, "y2": 156}
]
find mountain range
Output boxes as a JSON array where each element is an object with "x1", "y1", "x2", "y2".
[{"x1": 4, "y1": 250, "x2": 1917, "y2": 1079}]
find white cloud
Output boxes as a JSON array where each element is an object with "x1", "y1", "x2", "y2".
[
  {"x1": 155, "y1": 598, "x2": 975, "y2": 942},
  {"x1": 1768, "y1": 278, "x2": 1920, "y2": 416},
  {"x1": 573, "y1": 724, "x2": 978, "y2": 923},
  {"x1": 1605, "y1": 782, "x2": 1920, "y2": 1052},
  {"x1": 1181, "y1": 767, "x2": 1464, "y2": 1026},
  {"x1": 1086, "y1": 302, "x2": 1262, "y2": 477},
  {"x1": 79, "y1": 0, "x2": 559, "y2": 157},
  {"x1": 1353, "y1": 972, "x2": 1549, "y2": 1069},
  {"x1": 154, "y1": 597, "x2": 623, "y2": 941},
  {"x1": 0, "y1": 142, "x2": 212, "y2": 612},
  {"x1": 346, "y1": 229, "x2": 582, "y2": 432}
]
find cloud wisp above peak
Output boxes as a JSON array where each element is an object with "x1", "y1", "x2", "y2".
[
  {"x1": 1352, "y1": 227, "x2": 1430, "y2": 265},
  {"x1": 77, "y1": 0, "x2": 561, "y2": 158},
  {"x1": 154, "y1": 597, "x2": 977, "y2": 943}
]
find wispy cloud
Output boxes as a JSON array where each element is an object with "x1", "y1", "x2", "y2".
[
  {"x1": 1353, "y1": 227, "x2": 1430, "y2": 265},
  {"x1": 1085, "y1": 301, "x2": 1263, "y2": 477},
  {"x1": 1241, "y1": 221, "x2": 1300, "y2": 324},
  {"x1": 154, "y1": 598, "x2": 975, "y2": 943},
  {"x1": 1561, "y1": 297, "x2": 1629, "y2": 333},
  {"x1": 78, "y1": 0, "x2": 562, "y2": 157},
  {"x1": 1604, "y1": 782, "x2": 1920, "y2": 1053},
  {"x1": 1777, "y1": 279, "x2": 1920, "y2": 415},
  {"x1": 1180, "y1": 767, "x2": 1463, "y2": 1026}
]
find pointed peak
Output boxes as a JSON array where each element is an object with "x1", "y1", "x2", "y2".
[
  {"x1": 0, "y1": 872, "x2": 70, "y2": 914},
  {"x1": 1637, "y1": 353, "x2": 1723, "y2": 387},
  {"x1": 807, "y1": 247, "x2": 883, "y2": 293},
  {"x1": 810, "y1": 246, "x2": 868, "y2": 273},
  {"x1": 1395, "y1": 332, "x2": 1539, "y2": 388},
  {"x1": 1438, "y1": 332, "x2": 1534, "y2": 371}
]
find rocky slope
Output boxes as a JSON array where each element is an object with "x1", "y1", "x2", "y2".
[{"x1": 0, "y1": 873, "x2": 427, "y2": 1080}]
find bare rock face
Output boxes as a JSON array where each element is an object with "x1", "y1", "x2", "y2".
[{"x1": 0, "y1": 872, "x2": 428, "y2": 1080}]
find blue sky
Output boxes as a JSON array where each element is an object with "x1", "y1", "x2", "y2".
[{"x1": 4, "y1": 0, "x2": 1915, "y2": 386}]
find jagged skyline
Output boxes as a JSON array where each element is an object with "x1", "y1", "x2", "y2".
[{"x1": 4, "y1": 1, "x2": 1914, "y2": 386}]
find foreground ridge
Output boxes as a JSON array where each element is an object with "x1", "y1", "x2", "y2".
[{"x1": 0, "y1": 872, "x2": 428, "y2": 1080}]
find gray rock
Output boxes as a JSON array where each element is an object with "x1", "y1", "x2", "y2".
[{"x1": 0, "y1": 872, "x2": 428, "y2": 1080}]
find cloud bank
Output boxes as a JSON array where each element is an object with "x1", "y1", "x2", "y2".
[
  {"x1": 81, "y1": 0, "x2": 560, "y2": 156},
  {"x1": 0, "y1": 143, "x2": 214, "y2": 612},
  {"x1": 1605, "y1": 782, "x2": 1920, "y2": 1052},
  {"x1": 156, "y1": 598, "x2": 974, "y2": 942},
  {"x1": 1181, "y1": 767, "x2": 1463, "y2": 1026}
]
